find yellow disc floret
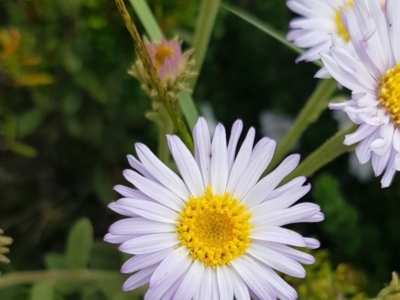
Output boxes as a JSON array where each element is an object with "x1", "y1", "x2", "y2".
[
  {"x1": 154, "y1": 44, "x2": 176, "y2": 68},
  {"x1": 334, "y1": 1, "x2": 354, "y2": 42},
  {"x1": 176, "y1": 186, "x2": 252, "y2": 267},
  {"x1": 378, "y1": 63, "x2": 400, "y2": 127}
]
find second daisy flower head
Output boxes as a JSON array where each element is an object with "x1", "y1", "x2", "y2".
[{"x1": 105, "y1": 117, "x2": 323, "y2": 300}]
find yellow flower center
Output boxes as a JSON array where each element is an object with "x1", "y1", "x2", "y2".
[
  {"x1": 378, "y1": 63, "x2": 400, "y2": 126},
  {"x1": 176, "y1": 186, "x2": 252, "y2": 267},
  {"x1": 334, "y1": 1, "x2": 353, "y2": 42},
  {"x1": 154, "y1": 44, "x2": 176, "y2": 69}
]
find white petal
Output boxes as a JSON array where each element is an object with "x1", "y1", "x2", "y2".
[
  {"x1": 226, "y1": 127, "x2": 255, "y2": 193},
  {"x1": 381, "y1": 151, "x2": 397, "y2": 187},
  {"x1": 305, "y1": 237, "x2": 320, "y2": 249},
  {"x1": 243, "y1": 155, "x2": 302, "y2": 207},
  {"x1": 103, "y1": 233, "x2": 137, "y2": 244},
  {"x1": 386, "y1": 0, "x2": 400, "y2": 62},
  {"x1": 123, "y1": 169, "x2": 184, "y2": 211},
  {"x1": 259, "y1": 241, "x2": 315, "y2": 264},
  {"x1": 193, "y1": 117, "x2": 212, "y2": 186},
  {"x1": 127, "y1": 154, "x2": 157, "y2": 181},
  {"x1": 194, "y1": 266, "x2": 212, "y2": 300},
  {"x1": 174, "y1": 260, "x2": 204, "y2": 300},
  {"x1": 217, "y1": 265, "x2": 234, "y2": 300},
  {"x1": 371, "y1": 148, "x2": 391, "y2": 176},
  {"x1": 145, "y1": 269, "x2": 184, "y2": 300},
  {"x1": 253, "y1": 203, "x2": 321, "y2": 227},
  {"x1": 122, "y1": 264, "x2": 157, "y2": 291},
  {"x1": 251, "y1": 226, "x2": 307, "y2": 247},
  {"x1": 109, "y1": 218, "x2": 175, "y2": 235},
  {"x1": 227, "y1": 120, "x2": 243, "y2": 172},
  {"x1": 136, "y1": 143, "x2": 190, "y2": 200},
  {"x1": 114, "y1": 185, "x2": 153, "y2": 200},
  {"x1": 228, "y1": 266, "x2": 251, "y2": 300},
  {"x1": 108, "y1": 202, "x2": 139, "y2": 217},
  {"x1": 265, "y1": 176, "x2": 307, "y2": 201},
  {"x1": 344, "y1": 123, "x2": 378, "y2": 145},
  {"x1": 119, "y1": 233, "x2": 179, "y2": 254},
  {"x1": 115, "y1": 198, "x2": 178, "y2": 223},
  {"x1": 211, "y1": 268, "x2": 220, "y2": 300},
  {"x1": 211, "y1": 124, "x2": 229, "y2": 195},
  {"x1": 393, "y1": 128, "x2": 400, "y2": 152},
  {"x1": 233, "y1": 138, "x2": 276, "y2": 200},
  {"x1": 150, "y1": 246, "x2": 190, "y2": 286},
  {"x1": 231, "y1": 256, "x2": 275, "y2": 300},
  {"x1": 248, "y1": 243, "x2": 305, "y2": 278},
  {"x1": 168, "y1": 135, "x2": 205, "y2": 197},
  {"x1": 121, "y1": 247, "x2": 172, "y2": 273},
  {"x1": 251, "y1": 184, "x2": 311, "y2": 218},
  {"x1": 259, "y1": 264, "x2": 298, "y2": 300}
]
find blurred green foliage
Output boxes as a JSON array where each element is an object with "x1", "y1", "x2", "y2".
[{"x1": 0, "y1": 0, "x2": 399, "y2": 299}]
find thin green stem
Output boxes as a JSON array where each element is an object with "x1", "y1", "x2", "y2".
[
  {"x1": 266, "y1": 78, "x2": 337, "y2": 174},
  {"x1": 190, "y1": 0, "x2": 222, "y2": 90},
  {"x1": 128, "y1": 0, "x2": 162, "y2": 41},
  {"x1": 221, "y1": 3, "x2": 323, "y2": 68},
  {"x1": 0, "y1": 270, "x2": 124, "y2": 288},
  {"x1": 280, "y1": 124, "x2": 357, "y2": 185},
  {"x1": 114, "y1": 0, "x2": 193, "y2": 152}
]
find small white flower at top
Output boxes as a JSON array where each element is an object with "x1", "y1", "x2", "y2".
[
  {"x1": 286, "y1": 0, "x2": 356, "y2": 63},
  {"x1": 318, "y1": 0, "x2": 400, "y2": 187},
  {"x1": 105, "y1": 117, "x2": 323, "y2": 299}
]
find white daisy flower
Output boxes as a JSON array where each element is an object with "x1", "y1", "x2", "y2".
[
  {"x1": 318, "y1": 0, "x2": 399, "y2": 187},
  {"x1": 105, "y1": 117, "x2": 323, "y2": 299},
  {"x1": 286, "y1": 0, "x2": 355, "y2": 63}
]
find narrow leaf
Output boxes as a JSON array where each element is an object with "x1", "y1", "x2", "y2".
[
  {"x1": 221, "y1": 3, "x2": 323, "y2": 68},
  {"x1": 128, "y1": 0, "x2": 162, "y2": 41},
  {"x1": 177, "y1": 91, "x2": 199, "y2": 130},
  {"x1": 190, "y1": 0, "x2": 222, "y2": 89}
]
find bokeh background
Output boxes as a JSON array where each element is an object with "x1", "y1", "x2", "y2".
[{"x1": 1, "y1": 0, "x2": 399, "y2": 299}]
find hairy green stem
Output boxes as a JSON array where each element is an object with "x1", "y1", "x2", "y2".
[
  {"x1": 266, "y1": 78, "x2": 337, "y2": 174},
  {"x1": 280, "y1": 124, "x2": 357, "y2": 185},
  {"x1": 0, "y1": 270, "x2": 124, "y2": 288},
  {"x1": 114, "y1": 0, "x2": 194, "y2": 152}
]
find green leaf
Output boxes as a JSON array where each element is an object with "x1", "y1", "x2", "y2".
[
  {"x1": 312, "y1": 174, "x2": 361, "y2": 255},
  {"x1": 2, "y1": 115, "x2": 17, "y2": 141},
  {"x1": 190, "y1": 0, "x2": 222, "y2": 89},
  {"x1": 10, "y1": 142, "x2": 37, "y2": 157},
  {"x1": 66, "y1": 218, "x2": 94, "y2": 269},
  {"x1": 93, "y1": 167, "x2": 114, "y2": 204},
  {"x1": 221, "y1": 3, "x2": 322, "y2": 68},
  {"x1": 177, "y1": 91, "x2": 199, "y2": 131},
  {"x1": 17, "y1": 108, "x2": 46, "y2": 137},
  {"x1": 30, "y1": 282, "x2": 53, "y2": 300},
  {"x1": 128, "y1": 0, "x2": 162, "y2": 41},
  {"x1": 89, "y1": 241, "x2": 123, "y2": 270},
  {"x1": 44, "y1": 253, "x2": 66, "y2": 270}
]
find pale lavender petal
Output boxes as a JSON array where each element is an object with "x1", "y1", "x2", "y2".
[
  {"x1": 122, "y1": 264, "x2": 157, "y2": 291},
  {"x1": 248, "y1": 243, "x2": 306, "y2": 278},
  {"x1": 251, "y1": 226, "x2": 307, "y2": 247},
  {"x1": 109, "y1": 218, "x2": 175, "y2": 235},
  {"x1": 119, "y1": 233, "x2": 179, "y2": 254},
  {"x1": 135, "y1": 143, "x2": 190, "y2": 200},
  {"x1": 150, "y1": 246, "x2": 190, "y2": 286},
  {"x1": 217, "y1": 265, "x2": 234, "y2": 300},
  {"x1": 168, "y1": 135, "x2": 205, "y2": 198},
  {"x1": 123, "y1": 169, "x2": 184, "y2": 211},
  {"x1": 211, "y1": 124, "x2": 229, "y2": 195},
  {"x1": 174, "y1": 260, "x2": 204, "y2": 300},
  {"x1": 227, "y1": 120, "x2": 243, "y2": 172},
  {"x1": 121, "y1": 247, "x2": 172, "y2": 273}
]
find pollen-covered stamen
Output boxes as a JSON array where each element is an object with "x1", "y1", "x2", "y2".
[
  {"x1": 176, "y1": 186, "x2": 252, "y2": 267},
  {"x1": 154, "y1": 44, "x2": 176, "y2": 70},
  {"x1": 334, "y1": 1, "x2": 354, "y2": 42},
  {"x1": 378, "y1": 63, "x2": 400, "y2": 126}
]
